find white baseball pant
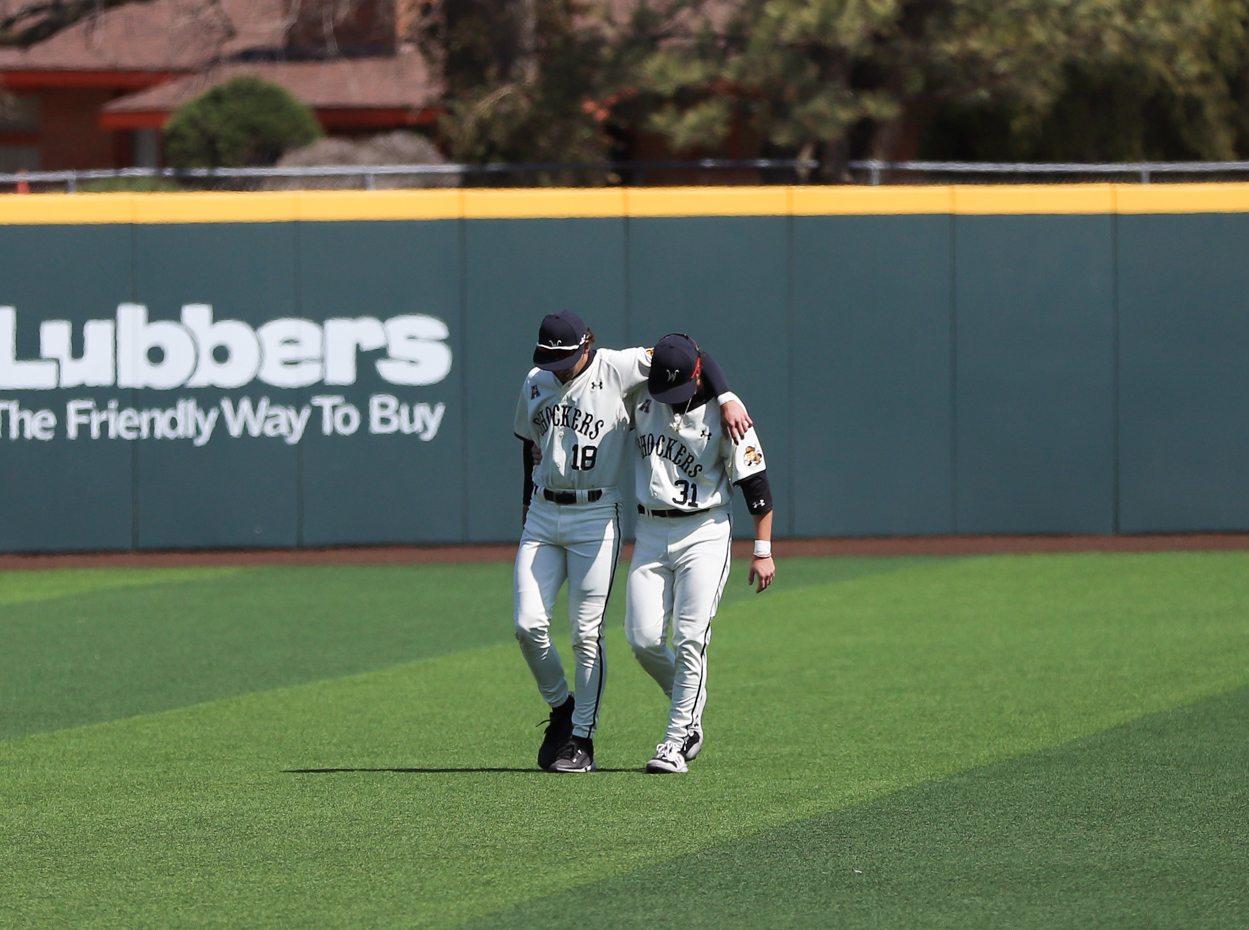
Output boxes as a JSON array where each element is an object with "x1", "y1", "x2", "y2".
[
  {"x1": 514, "y1": 495, "x2": 622, "y2": 738},
  {"x1": 624, "y1": 507, "x2": 733, "y2": 745}
]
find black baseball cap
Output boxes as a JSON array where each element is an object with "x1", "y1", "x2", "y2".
[
  {"x1": 649, "y1": 333, "x2": 702, "y2": 404},
  {"x1": 533, "y1": 311, "x2": 588, "y2": 371}
]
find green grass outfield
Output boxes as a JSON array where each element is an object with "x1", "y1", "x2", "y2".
[{"x1": 1, "y1": 552, "x2": 1246, "y2": 928}]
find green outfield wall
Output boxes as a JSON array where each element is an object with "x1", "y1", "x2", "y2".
[{"x1": 1, "y1": 184, "x2": 1247, "y2": 552}]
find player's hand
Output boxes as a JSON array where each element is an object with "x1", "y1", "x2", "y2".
[
  {"x1": 748, "y1": 556, "x2": 775, "y2": 593},
  {"x1": 721, "y1": 400, "x2": 752, "y2": 443},
  {"x1": 531, "y1": 446, "x2": 543, "y2": 466}
]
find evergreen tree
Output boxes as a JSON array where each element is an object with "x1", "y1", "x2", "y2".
[
  {"x1": 418, "y1": 0, "x2": 668, "y2": 177},
  {"x1": 634, "y1": 0, "x2": 1249, "y2": 174}
]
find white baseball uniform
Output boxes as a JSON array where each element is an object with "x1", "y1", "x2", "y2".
[
  {"x1": 513, "y1": 347, "x2": 649, "y2": 738},
  {"x1": 625, "y1": 391, "x2": 769, "y2": 746}
]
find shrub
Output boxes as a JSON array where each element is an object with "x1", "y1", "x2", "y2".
[
  {"x1": 265, "y1": 131, "x2": 459, "y2": 189},
  {"x1": 164, "y1": 76, "x2": 322, "y2": 169}
]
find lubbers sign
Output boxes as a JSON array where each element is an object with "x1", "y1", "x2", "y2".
[{"x1": 0, "y1": 305, "x2": 451, "y2": 446}]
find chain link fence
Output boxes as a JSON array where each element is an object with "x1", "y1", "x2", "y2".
[{"x1": 5, "y1": 158, "x2": 1249, "y2": 192}]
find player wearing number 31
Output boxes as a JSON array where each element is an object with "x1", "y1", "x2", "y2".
[
  {"x1": 626, "y1": 333, "x2": 776, "y2": 775},
  {"x1": 513, "y1": 312, "x2": 751, "y2": 773}
]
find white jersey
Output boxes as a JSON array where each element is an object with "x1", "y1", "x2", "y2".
[
  {"x1": 514, "y1": 347, "x2": 650, "y2": 494},
  {"x1": 631, "y1": 391, "x2": 767, "y2": 512}
]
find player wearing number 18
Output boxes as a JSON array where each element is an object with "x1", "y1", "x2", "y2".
[
  {"x1": 512, "y1": 313, "x2": 750, "y2": 773},
  {"x1": 626, "y1": 333, "x2": 776, "y2": 774}
]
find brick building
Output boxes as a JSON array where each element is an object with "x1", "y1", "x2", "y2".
[{"x1": 0, "y1": 0, "x2": 439, "y2": 171}]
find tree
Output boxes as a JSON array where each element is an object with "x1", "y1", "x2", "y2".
[
  {"x1": 164, "y1": 76, "x2": 323, "y2": 169},
  {"x1": 418, "y1": 0, "x2": 604, "y2": 171},
  {"x1": 632, "y1": 0, "x2": 1249, "y2": 174},
  {"x1": 418, "y1": 0, "x2": 668, "y2": 175},
  {"x1": 920, "y1": 0, "x2": 1249, "y2": 162}
]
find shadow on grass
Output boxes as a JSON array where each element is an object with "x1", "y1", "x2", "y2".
[{"x1": 284, "y1": 767, "x2": 641, "y2": 774}]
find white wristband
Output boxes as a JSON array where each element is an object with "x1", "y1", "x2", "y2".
[{"x1": 753, "y1": 540, "x2": 772, "y2": 559}]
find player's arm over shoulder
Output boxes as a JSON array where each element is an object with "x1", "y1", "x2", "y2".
[
  {"x1": 596, "y1": 346, "x2": 651, "y2": 391},
  {"x1": 614, "y1": 345, "x2": 746, "y2": 417},
  {"x1": 699, "y1": 354, "x2": 751, "y2": 439}
]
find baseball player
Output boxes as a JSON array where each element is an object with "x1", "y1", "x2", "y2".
[
  {"x1": 514, "y1": 312, "x2": 750, "y2": 773},
  {"x1": 624, "y1": 332, "x2": 775, "y2": 774}
]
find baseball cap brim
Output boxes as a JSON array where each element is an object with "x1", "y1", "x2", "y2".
[
  {"x1": 534, "y1": 346, "x2": 583, "y2": 371},
  {"x1": 650, "y1": 377, "x2": 699, "y2": 404}
]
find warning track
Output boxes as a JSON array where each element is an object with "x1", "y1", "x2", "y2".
[{"x1": 3, "y1": 534, "x2": 1249, "y2": 570}]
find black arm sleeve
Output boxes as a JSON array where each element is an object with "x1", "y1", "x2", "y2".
[
  {"x1": 521, "y1": 439, "x2": 536, "y2": 507},
  {"x1": 699, "y1": 351, "x2": 730, "y2": 397},
  {"x1": 735, "y1": 470, "x2": 774, "y2": 516}
]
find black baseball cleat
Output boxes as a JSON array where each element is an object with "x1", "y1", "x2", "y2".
[
  {"x1": 681, "y1": 728, "x2": 703, "y2": 761},
  {"x1": 537, "y1": 696, "x2": 576, "y2": 771},
  {"x1": 550, "y1": 735, "x2": 595, "y2": 773}
]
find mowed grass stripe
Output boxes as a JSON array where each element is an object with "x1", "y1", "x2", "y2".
[
  {"x1": 0, "y1": 566, "x2": 242, "y2": 608},
  {"x1": 466, "y1": 685, "x2": 1249, "y2": 930},
  {"x1": 0, "y1": 563, "x2": 513, "y2": 739},
  {"x1": 0, "y1": 556, "x2": 923, "y2": 740},
  {"x1": 1, "y1": 552, "x2": 1247, "y2": 928}
]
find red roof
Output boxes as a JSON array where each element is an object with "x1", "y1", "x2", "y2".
[
  {"x1": 99, "y1": 55, "x2": 442, "y2": 130},
  {"x1": 0, "y1": 0, "x2": 288, "y2": 75}
]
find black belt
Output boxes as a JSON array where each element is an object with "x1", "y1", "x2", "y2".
[
  {"x1": 638, "y1": 504, "x2": 707, "y2": 518},
  {"x1": 544, "y1": 489, "x2": 603, "y2": 504}
]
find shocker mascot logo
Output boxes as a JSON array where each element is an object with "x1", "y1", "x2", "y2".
[{"x1": 744, "y1": 445, "x2": 763, "y2": 466}]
